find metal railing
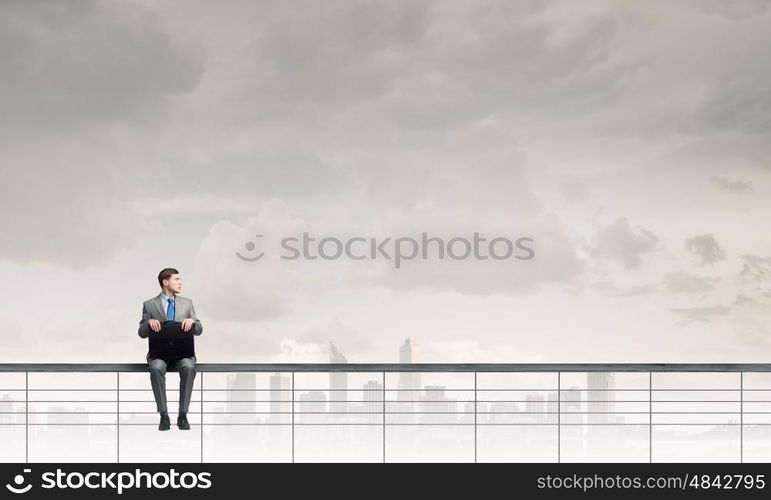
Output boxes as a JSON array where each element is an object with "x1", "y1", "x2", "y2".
[{"x1": 1, "y1": 363, "x2": 770, "y2": 463}]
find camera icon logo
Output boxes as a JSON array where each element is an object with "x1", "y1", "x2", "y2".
[{"x1": 5, "y1": 469, "x2": 32, "y2": 494}]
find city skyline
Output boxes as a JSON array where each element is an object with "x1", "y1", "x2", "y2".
[{"x1": 3, "y1": 346, "x2": 771, "y2": 462}]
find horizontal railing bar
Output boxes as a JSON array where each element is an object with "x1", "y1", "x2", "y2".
[
  {"x1": 0, "y1": 412, "x2": 695, "y2": 416},
  {"x1": 8, "y1": 388, "x2": 771, "y2": 392},
  {"x1": 5, "y1": 398, "x2": 770, "y2": 402},
  {"x1": 6, "y1": 388, "x2": 770, "y2": 393},
  {"x1": 3, "y1": 363, "x2": 771, "y2": 372},
  {"x1": 9, "y1": 422, "x2": 771, "y2": 427},
  {"x1": 3, "y1": 411, "x2": 760, "y2": 415},
  {"x1": 10, "y1": 399, "x2": 762, "y2": 403},
  {"x1": 8, "y1": 399, "x2": 766, "y2": 403},
  {"x1": 3, "y1": 411, "x2": 756, "y2": 415}
]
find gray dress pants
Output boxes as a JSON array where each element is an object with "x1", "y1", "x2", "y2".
[{"x1": 147, "y1": 356, "x2": 197, "y2": 414}]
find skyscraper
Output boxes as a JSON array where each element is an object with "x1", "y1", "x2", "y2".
[
  {"x1": 227, "y1": 373, "x2": 257, "y2": 422},
  {"x1": 561, "y1": 386, "x2": 583, "y2": 425},
  {"x1": 363, "y1": 380, "x2": 383, "y2": 424},
  {"x1": 420, "y1": 385, "x2": 457, "y2": 424},
  {"x1": 561, "y1": 385, "x2": 585, "y2": 456},
  {"x1": 546, "y1": 391, "x2": 558, "y2": 423},
  {"x1": 526, "y1": 393, "x2": 546, "y2": 424},
  {"x1": 269, "y1": 373, "x2": 291, "y2": 424},
  {"x1": 587, "y1": 372, "x2": 616, "y2": 424},
  {"x1": 329, "y1": 341, "x2": 348, "y2": 422},
  {"x1": 397, "y1": 337, "x2": 421, "y2": 403},
  {"x1": 0, "y1": 395, "x2": 14, "y2": 428}
]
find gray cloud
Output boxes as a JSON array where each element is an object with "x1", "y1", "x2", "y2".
[
  {"x1": 558, "y1": 179, "x2": 590, "y2": 204},
  {"x1": 690, "y1": 0, "x2": 771, "y2": 19},
  {"x1": 684, "y1": 234, "x2": 727, "y2": 266},
  {"x1": 733, "y1": 293, "x2": 757, "y2": 305},
  {"x1": 670, "y1": 305, "x2": 731, "y2": 323},
  {"x1": 682, "y1": 75, "x2": 771, "y2": 136},
  {"x1": 591, "y1": 280, "x2": 654, "y2": 297},
  {"x1": 0, "y1": 156, "x2": 147, "y2": 268},
  {"x1": 193, "y1": 196, "x2": 585, "y2": 324},
  {"x1": 193, "y1": 199, "x2": 308, "y2": 322},
  {"x1": 0, "y1": 0, "x2": 203, "y2": 134},
  {"x1": 197, "y1": 0, "x2": 635, "y2": 138},
  {"x1": 0, "y1": 0, "x2": 204, "y2": 267},
  {"x1": 709, "y1": 176, "x2": 753, "y2": 192},
  {"x1": 664, "y1": 272, "x2": 719, "y2": 294},
  {"x1": 245, "y1": 0, "x2": 429, "y2": 108},
  {"x1": 738, "y1": 254, "x2": 771, "y2": 281},
  {"x1": 588, "y1": 217, "x2": 661, "y2": 269}
]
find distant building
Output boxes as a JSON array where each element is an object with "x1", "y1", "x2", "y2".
[
  {"x1": 0, "y1": 395, "x2": 14, "y2": 427},
  {"x1": 526, "y1": 394, "x2": 546, "y2": 424},
  {"x1": 329, "y1": 341, "x2": 348, "y2": 422},
  {"x1": 587, "y1": 372, "x2": 616, "y2": 424},
  {"x1": 363, "y1": 380, "x2": 383, "y2": 423},
  {"x1": 547, "y1": 391, "x2": 558, "y2": 423},
  {"x1": 420, "y1": 385, "x2": 457, "y2": 424},
  {"x1": 227, "y1": 373, "x2": 257, "y2": 421},
  {"x1": 268, "y1": 373, "x2": 291, "y2": 424},
  {"x1": 298, "y1": 391, "x2": 327, "y2": 424},
  {"x1": 488, "y1": 402, "x2": 520, "y2": 424},
  {"x1": 397, "y1": 338, "x2": 421, "y2": 403},
  {"x1": 561, "y1": 386, "x2": 583, "y2": 425}
]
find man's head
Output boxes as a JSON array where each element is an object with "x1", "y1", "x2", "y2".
[{"x1": 158, "y1": 267, "x2": 182, "y2": 295}]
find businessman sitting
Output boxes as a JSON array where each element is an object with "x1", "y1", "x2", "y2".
[{"x1": 138, "y1": 267, "x2": 203, "y2": 431}]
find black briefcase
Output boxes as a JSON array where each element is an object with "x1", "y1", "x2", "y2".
[{"x1": 148, "y1": 321, "x2": 196, "y2": 360}]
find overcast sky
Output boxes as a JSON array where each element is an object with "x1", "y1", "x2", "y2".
[{"x1": 2, "y1": 0, "x2": 771, "y2": 364}]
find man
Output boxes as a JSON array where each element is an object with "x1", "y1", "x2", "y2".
[{"x1": 138, "y1": 268, "x2": 203, "y2": 431}]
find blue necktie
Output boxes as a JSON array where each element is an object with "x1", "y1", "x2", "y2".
[{"x1": 166, "y1": 298, "x2": 175, "y2": 321}]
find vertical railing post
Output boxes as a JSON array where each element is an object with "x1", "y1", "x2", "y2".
[
  {"x1": 382, "y1": 371, "x2": 386, "y2": 463},
  {"x1": 116, "y1": 371, "x2": 120, "y2": 463},
  {"x1": 291, "y1": 371, "x2": 295, "y2": 463},
  {"x1": 649, "y1": 371, "x2": 652, "y2": 463},
  {"x1": 200, "y1": 372, "x2": 204, "y2": 464},
  {"x1": 557, "y1": 371, "x2": 560, "y2": 463},
  {"x1": 474, "y1": 371, "x2": 477, "y2": 463},
  {"x1": 740, "y1": 371, "x2": 743, "y2": 463},
  {"x1": 25, "y1": 371, "x2": 28, "y2": 464}
]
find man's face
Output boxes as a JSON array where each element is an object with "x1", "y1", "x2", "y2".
[{"x1": 164, "y1": 274, "x2": 183, "y2": 293}]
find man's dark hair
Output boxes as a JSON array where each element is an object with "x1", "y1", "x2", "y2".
[{"x1": 158, "y1": 268, "x2": 180, "y2": 288}]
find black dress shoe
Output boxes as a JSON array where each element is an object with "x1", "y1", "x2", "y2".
[
  {"x1": 159, "y1": 412, "x2": 170, "y2": 431},
  {"x1": 177, "y1": 412, "x2": 190, "y2": 430}
]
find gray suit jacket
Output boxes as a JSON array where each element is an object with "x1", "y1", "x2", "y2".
[{"x1": 138, "y1": 294, "x2": 203, "y2": 361}]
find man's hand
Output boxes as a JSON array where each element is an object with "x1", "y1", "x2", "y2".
[
  {"x1": 181, "y1": 318, "x2": 195, "y2": 333},
  {"x1": 149, "y1": 319, "x2": 161, "y2": 333}
]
